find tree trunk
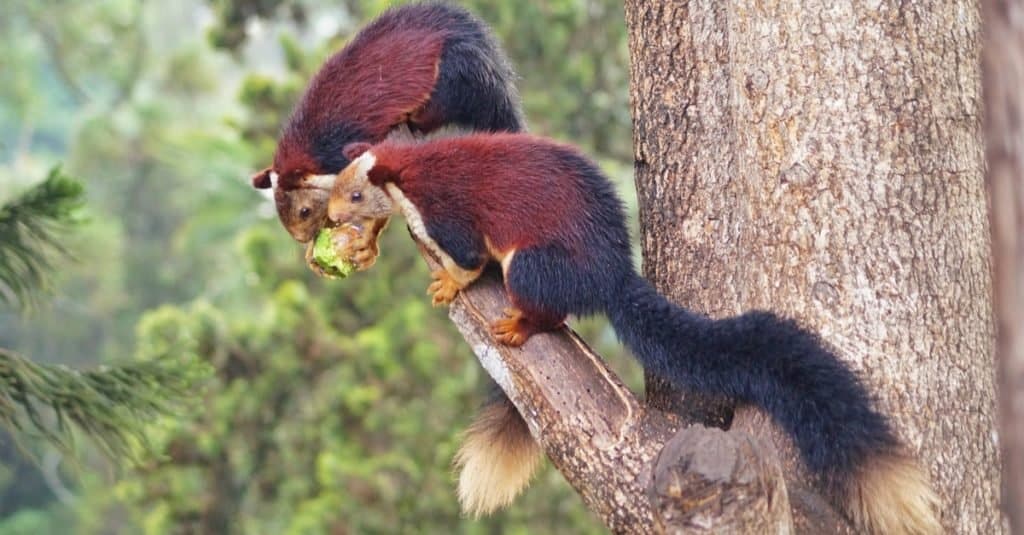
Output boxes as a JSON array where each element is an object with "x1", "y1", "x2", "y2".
[
  {"x1": 983, "y1": 0, "x2": 1024, "y2": 531},
  {"x1": 625, "y1": 1, "x2": 1001, "y2": 533}
]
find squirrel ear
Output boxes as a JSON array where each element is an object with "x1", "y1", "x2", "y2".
[
  {"x1": 251, "y1": 167, "x2": 273, "y2": 189},
  {"x1": 343, "y1": 142, "x2": 373, "y2": 161}
]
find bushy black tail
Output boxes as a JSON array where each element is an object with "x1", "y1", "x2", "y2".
[{"x1": 606, "y1": 273, "x2": 940, "y2": 534}]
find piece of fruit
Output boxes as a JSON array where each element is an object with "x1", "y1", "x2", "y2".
[{"x1": 310, "y1": 225, "x2": 360, "y2": 278}]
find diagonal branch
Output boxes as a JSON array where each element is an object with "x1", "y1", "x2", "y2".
[
  {"x1": 447, "y1": 268, "x2": 671, "y2": 531},
  {"x1": 412, "y1": 244, "x2": 846, "y2": 533}
]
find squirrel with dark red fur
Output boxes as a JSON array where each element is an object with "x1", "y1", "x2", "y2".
[
  {"x1": 251, "y1": 2, "x2": 524, "y2": 244},
  {"x1": 326, "y1": 132, "x2": 942, "y2": 534},
  {"x1": 249, "y1": 3, "x2": 540, "y2": 517}
]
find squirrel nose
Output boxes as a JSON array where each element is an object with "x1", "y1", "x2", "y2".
[{"x1": 327, "y1": 202, "x2": 348, "y2": 225}]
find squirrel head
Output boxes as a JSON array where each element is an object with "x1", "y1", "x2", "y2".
[
  {"x1": 251, "y1": 134, "x2": 376, "y2": 243},
  {"x1": 252, "y1": 167, "x2": 335, "y2": 243},
  {"x1": 327, "y1": 148, "x2": 394, "y2": 226}
]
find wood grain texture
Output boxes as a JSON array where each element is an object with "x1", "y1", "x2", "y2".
[
  {"x1": 983, "y1": 0, "x2": 1024, "y2": 531},
  {"x1": 624, "y1": 0, "x2": 1000, "y2": 532}
]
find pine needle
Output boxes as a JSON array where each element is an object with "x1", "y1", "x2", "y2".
[
  {"x1": 0, "y1": 167, "x2": 209, "y2": 460},
  {"x1": 0, "y1": 348, "x2": 207, "y2": 461},
  {"x1": 0, "y1": 166, "x2": 85, "y2": 310}
]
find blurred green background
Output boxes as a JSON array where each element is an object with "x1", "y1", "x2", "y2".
[{"x1": 0, "y1": 0, "x2": 638, "y2": 533}]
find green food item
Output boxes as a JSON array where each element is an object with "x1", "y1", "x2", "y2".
[{"x1": 311, "y1": 228, "x2": 356, "y2": 279}]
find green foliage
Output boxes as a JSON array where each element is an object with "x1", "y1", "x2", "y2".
[
  {"x1": 465, "y1": 0, "x2": 633, "y2": 159},
  {"x1": 96, "y1": 224, "x2": 604, "y2": 534},
  {"x1": 0, "y1": 349, "x2": 208, "y2": 462},
  {"x1": 0, "y1": 508, "x2": 64, "y2": 535},
  {"x1": 0, "y1": 168, "x2": 83, "y2": 309},
  {"x1": 207, "y1": 0, "x2": 307, "y2": 52},
  {"x1": 237, "y1": 72, "x2": 304, "y2": 158},
  {"x1": 0, "y1": 168, "x2": 208, "y2": 463}
]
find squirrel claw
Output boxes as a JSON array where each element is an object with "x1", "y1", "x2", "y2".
[
  {"x1": 491, "y1": 308, "x2": 529, "y2": 347},
  {"x1": 348, "y1": 234, "x2": 380, "y2": 271},
  {"x1": 351, "y1": 247, "x2": 377, "y2": 271},
  {"x1": 427, "y1": 269, "x2": 460, "y2": 306}
]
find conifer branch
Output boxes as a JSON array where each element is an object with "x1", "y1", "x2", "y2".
[
  {"x1": 0, "y1": 348, "x2": 206, "y2": 460},
  {"x1": 0, "y1": 167, "x2": 85, "y2": 310}
]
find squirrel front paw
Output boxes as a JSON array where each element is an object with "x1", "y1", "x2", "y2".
[
  {"x1": 350, "y1": 236, "x2": 379, "y2": 271},
  {"x1": 427, "y1": 269, "x2": 462, "y2": 306}
]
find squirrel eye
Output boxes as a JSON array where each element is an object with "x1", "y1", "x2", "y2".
[
  {"x1": 299, "y1": 207, "x2": 312, "y2": 219},
  {"x1": 351, "y1": 191, "x2": 363, "y2": 202}
]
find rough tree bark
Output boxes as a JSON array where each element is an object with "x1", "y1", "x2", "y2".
[
  {"x1": 625, "y1": 1, "x2": 1000, "y2": 533},
  {"x1": 983, "y1": 0, "x2": 1024, "y2": 531}
]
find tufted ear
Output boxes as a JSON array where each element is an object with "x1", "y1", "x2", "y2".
[
  {"x1": 343, "y1": 142, "x2": 373, "y2": 162},
  {"x1": 251, "y1": 167, "x2": 274, "y2": 189}
]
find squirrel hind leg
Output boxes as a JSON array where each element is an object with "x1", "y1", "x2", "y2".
[
  {"x1": 495, "y1": 244, "x2": 613, "y2": 349},
  {"x1": 841, "y1": 452, "x2": 941, "y2": 534},
  {"x1": 454, "y1": 395, "x2": 542, "y2": 517},
  {"x1": 490, "y1": 307, "x2": 564, "y2": 347}
]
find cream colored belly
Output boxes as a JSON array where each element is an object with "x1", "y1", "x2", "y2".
[{"x1": 385, "y1": 183, "x2": 483, "y2": 285}]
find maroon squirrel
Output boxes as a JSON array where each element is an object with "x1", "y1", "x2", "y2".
[
  {"x1": 325, "y1": 133, "x2": 941, "y2": 535},
  {"x1": 249, "y1": 3, "x2": 539, "y2": 518},
  {"x1": 251, "y1": 2, "x2": 524, "y2": 244}
]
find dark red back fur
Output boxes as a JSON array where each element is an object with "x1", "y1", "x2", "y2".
[
  {"x1": 289, "y1": 28, "x2": 443, "y2": 138},
  {"x1": 273, "y1": 14, "x2": 447, "y2": 186},
  {"x1": 370, "y1": 134, "x2": 618, "y2": 258}
]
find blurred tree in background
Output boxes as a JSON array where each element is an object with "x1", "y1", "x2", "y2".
[
  {"x1": 0, "y1": 1, "x2": 634, "y2": 533},
  {"x1": 0, "y1": 168, "x2": 206, "y2": 530}
]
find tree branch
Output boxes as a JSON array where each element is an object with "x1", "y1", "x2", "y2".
[
  {"x1": 0, "y1": 168, "x2": 84, "y2": 309},
  {"x1": 446, "y1": 268, "x2": 670, "y2": 532},
  {"x1": 413, "y1": 246, "x2": 842, "y2": 533},
  {"x1": 0, "y1": 348, "x2": 207, "y2": 460}
]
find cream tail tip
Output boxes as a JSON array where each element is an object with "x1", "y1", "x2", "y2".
[
  {"x1": 453, "y1": 399, "x2": 543, "y2": 517},
  {"x1": 845, "y1": 453, "x2": 942, "y2": 535}
]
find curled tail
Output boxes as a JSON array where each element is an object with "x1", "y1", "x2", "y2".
[
  {"x1": 606, "y1": 273, "x2": 940, "y2": 534},
  {"x1": 453, "y1": 387, "x2": 541, "y2": 517}
]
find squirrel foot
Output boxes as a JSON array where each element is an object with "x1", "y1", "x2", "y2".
[
  {"x1": 428, "y1": 269, "x2": 462, "y2": 306},
  {"x1": 490, "y1": 308, "x2": 532, "y2": 347}
]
